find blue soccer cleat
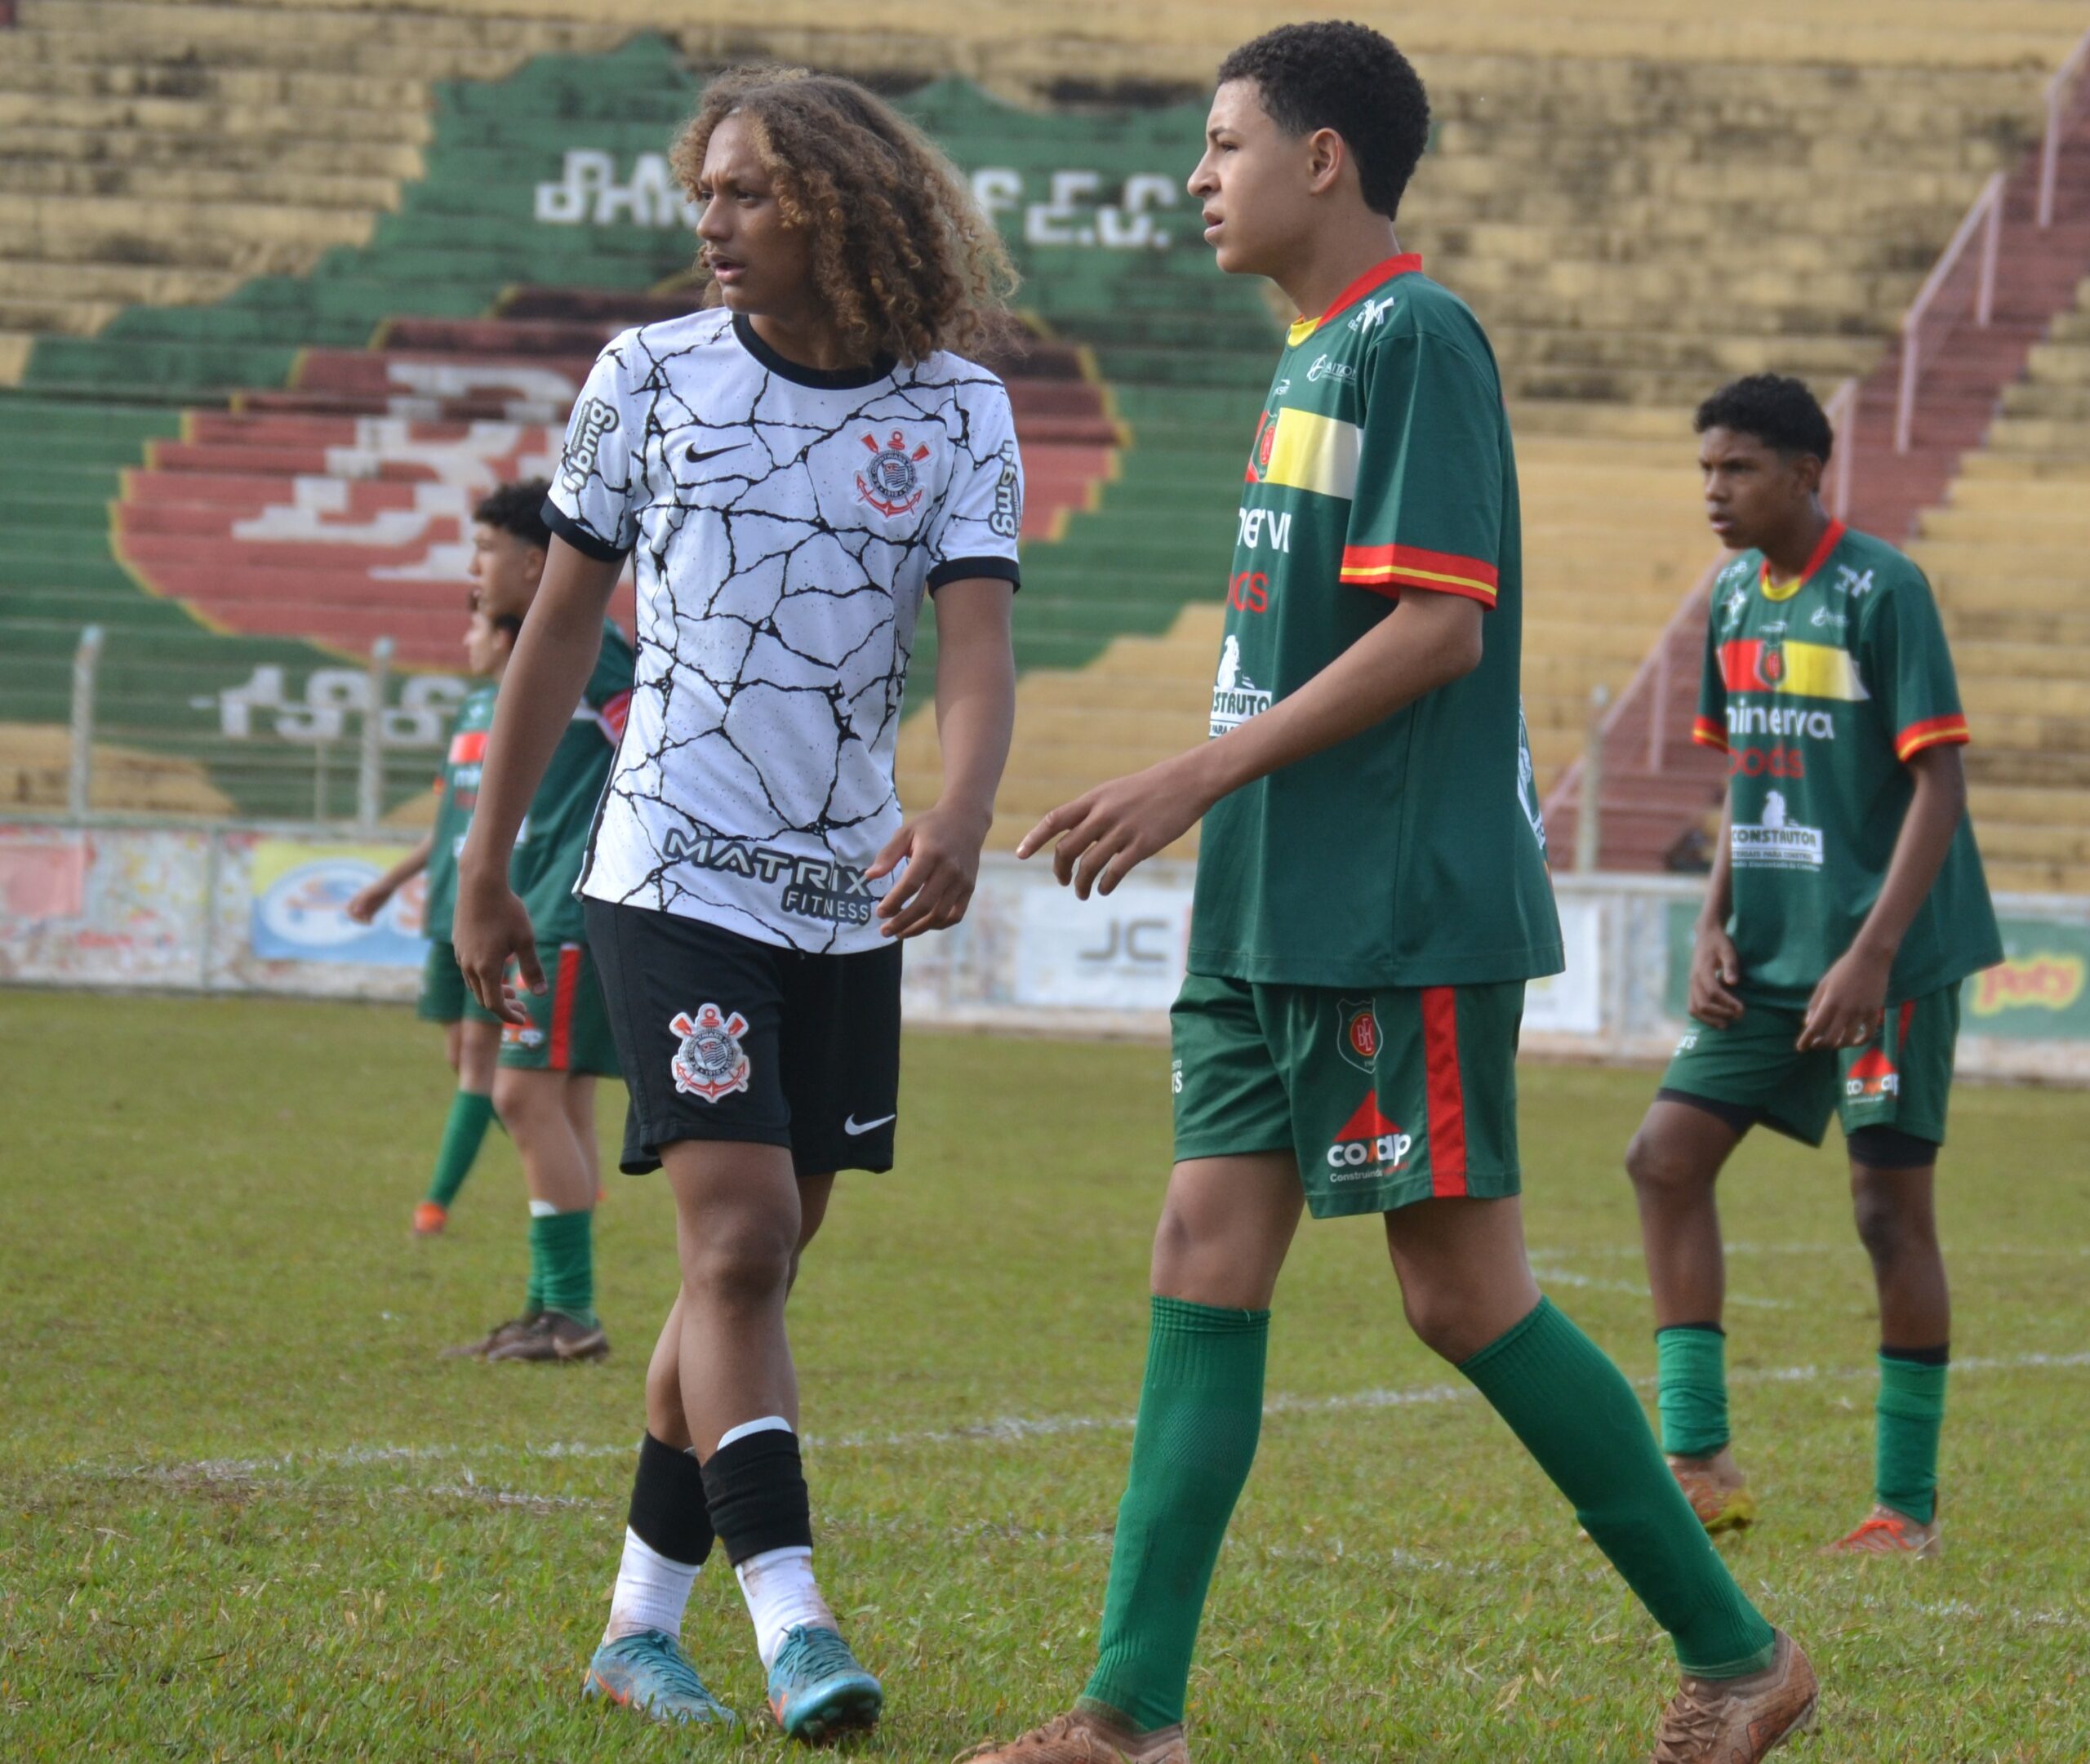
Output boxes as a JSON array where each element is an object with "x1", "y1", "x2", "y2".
[
  {"x1": 583, "y1": 1628, "x2": 739, "y2": 1727},
  {"x1": 765, "y1": 1624, "x2": 883, "y2": 1743}
]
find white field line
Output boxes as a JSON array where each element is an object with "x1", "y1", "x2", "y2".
[
  {"x1": 1527, "y1": 1258, "x2": 1793, "y2": 1311},
  {"x1": 1574, "y1": 1241, "x2": 2090, "y2": 1260},
  {"x1": 125, "y1": 1349, "x2": 2090, "y2": 1485}
]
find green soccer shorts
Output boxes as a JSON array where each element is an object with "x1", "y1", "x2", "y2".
[
  {"x1": 1171, "y1": 972, "x2": 1524, "y2": 1220},
  {"x1": 1659, "y1": 987, "x2": 1959, "y2": 1149},
  {"x1": 463, "y1": 940, "x2": 622, "y2": 1076},
  {"x1": 416, "y1": 939, "x2": 467, "y2": 1024}
]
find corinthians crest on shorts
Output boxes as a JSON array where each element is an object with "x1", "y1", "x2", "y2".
[
  {"x1": 856, "y1": 429, "x2": 931, "y2": 518},
  {"x1": 669, "y1": 1003, "x2": 752, "y2": 1102}
]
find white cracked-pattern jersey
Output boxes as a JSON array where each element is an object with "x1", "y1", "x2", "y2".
[{"x1": 545, "y1": 307, "x2": 1022, "y2": 952}]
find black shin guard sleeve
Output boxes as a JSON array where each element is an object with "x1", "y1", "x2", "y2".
[
  {"x1": 627, "y1": 1432, "x2": 715, "y2": 1567},
  {"x1": 699, "y1": 1427, "x2": 813, "y2": 1566}
]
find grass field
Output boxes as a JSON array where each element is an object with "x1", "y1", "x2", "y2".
[{"x1": 2, "y1": 990, "x2": 2087, "y2": 1762}]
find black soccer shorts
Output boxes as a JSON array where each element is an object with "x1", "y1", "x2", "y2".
[{"x1": 585, "y1": 897, "x2": 900, "y2": 1177}]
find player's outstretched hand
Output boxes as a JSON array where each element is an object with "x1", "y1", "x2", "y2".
[
  {"x1": 869, "y1": 802, "x2": 990, "y2": 940},
  {"x1": 1688, "y1": 922, "x2": 1746, "y2": 1028},
  {"x1": 1797, "y1": 943, "x2": 1891, "y2": 1051},
  {"x1": 1017, "y1": 753, "x2": 1212, "y2": 900},
  {"x1": 452, "y1": 871, "x2": 543, "y2": 1024},
  {"x1": 345, "y1": 880, "x2": 391, "y2": 925}
]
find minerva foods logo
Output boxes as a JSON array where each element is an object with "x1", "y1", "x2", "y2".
[
  {"x1": 1209, "y1": 635, "x2": 1272, "y2": 736},
  {"x1": 1730, "y1": 788, "x2": 1824, "y2": 870}
]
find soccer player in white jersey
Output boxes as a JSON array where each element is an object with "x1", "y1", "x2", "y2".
[{"x1": 453, "y1": 69, "x2": 1021, "y2": 1743}]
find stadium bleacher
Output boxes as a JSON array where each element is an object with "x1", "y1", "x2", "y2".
[{"x1": 3, "y1": 2, "x2": 2087, "y2": 860}]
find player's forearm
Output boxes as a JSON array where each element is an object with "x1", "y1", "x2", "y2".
[
  {"x1": 458, "y1": 543, "x2": 618, "y2": 885},
  {"x1": 1848, "y1": 745, "x2": 1965, "y2": 962},
  {"x1": 1194, "y1": 591, "x2": 1482, "y2": 802},
  {"x1": 1697, "y1": 794, "x2": 1736, "y2": 930},
  {"x1": 380, "y1": 832, "x2": 434, "y2": 892},
  {"x1": 928, "y1": 586, "x2": 1016, "y2": 828}
]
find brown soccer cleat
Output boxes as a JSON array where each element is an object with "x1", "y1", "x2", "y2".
[
  {"x1": 958, "y1": 1708, "x2": 1190, "y2": 1764},
  {"x1": 440, "y1": 1313, "x2": 541, "y2": 1358},
  {"x1": 1668, "y1": 1446, "x2": 1758, "y2": 1534},
  {"x1": 1650, "y1": 1629, "x2": 1817, "y2": 1763},
  {"x1": 1825, "y1": 1502, "x2": 1943, "y2": 1558},
  {"x1": 486, "y1": 1311, "x2": 609, "y2": 1363}
]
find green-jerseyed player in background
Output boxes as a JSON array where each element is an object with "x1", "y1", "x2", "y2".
[
  {"x1": 348, "y1": 495, "x2": 530, "y2": 1234},
  {"x1": 968, "y1": 25, "x2": 1815, "y2": 1764},
  {"x1": 358, "y1": 481, "x2": 637, "y2": 1362},
  {"x1": 1625, "y1": 375, "x2": 2001, "y2": 1556}
]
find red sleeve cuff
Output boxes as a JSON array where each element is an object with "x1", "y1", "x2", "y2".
[
  {"x1": 1340, "y1": 541, "x2": 1499, "y2": 607},
  {"x1": 1896, "y1": 714, "x2": 1970, "y2": 761},
  {"x1": 1692, "y1": 715, "x2": 1729, "y2": 753}
]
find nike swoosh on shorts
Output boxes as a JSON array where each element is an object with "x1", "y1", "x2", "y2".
[{"x1": 843, "y1": 1113, "x2": 896, "y2": 1135}]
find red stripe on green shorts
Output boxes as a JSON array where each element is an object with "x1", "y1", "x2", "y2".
[
  {"x1": 1422, "y1": 986, "x2": 1468, "y2": 1197},
  {"x1": 549, "y1": 944, "x2": 580, "y2": 1070}
]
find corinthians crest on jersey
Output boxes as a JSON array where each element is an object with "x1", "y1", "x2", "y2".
[
  {"x1": 669, "y1": 1003, "x2": 752, "y2": 1102},
  {"x1": 544, "y1": 308, "x2": 1024, "y2": 956},
  {"x1": 857, "y1": 429, "x2": 932, "y2": 518}
]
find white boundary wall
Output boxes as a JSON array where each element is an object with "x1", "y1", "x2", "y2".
[{"x1": 5, "y1": 817, "x2": 2089, "y2": 1081}]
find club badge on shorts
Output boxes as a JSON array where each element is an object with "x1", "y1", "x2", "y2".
[{"x1": 669, "y1": 1003, "x2": 752, "y2": 1102}]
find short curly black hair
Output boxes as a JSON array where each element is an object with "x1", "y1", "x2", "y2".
[
  {"x1": 1216, "y1": 22, "x2": 1430, "y2": 220},
  {"x1": 473, "y1": 477, "x2": 553, "y2": 551},
  {"x1": 1694, "y1": 375, "x2": 1834, "y2": 464}
]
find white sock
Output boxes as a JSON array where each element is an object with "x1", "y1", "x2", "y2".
[
  {"x1": 735, "y1": 1545, "x2": 835, "y2": 1670},
  {"x1": 603, "y1": 1526, "x2": 701, "y2": 1643}
]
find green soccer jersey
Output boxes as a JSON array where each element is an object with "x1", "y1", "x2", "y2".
[
  {"x1": 512, "y1": 619, "x2": 634, "y2": 944},
  {"x1": 1692, "y1": 520, "x2": 2002, "y2": 1006},
  {"x1": 1188, "y1": 254, "x2": 1563, "y2": 989},
  {"x1": 423, "y1": 682, "x2": 497, "y2": 942}
]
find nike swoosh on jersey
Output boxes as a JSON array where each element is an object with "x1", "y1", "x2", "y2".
[
  {"x1": 843, "y1": 1113, "x2": 896, "y2": 1135},
  {"x1": 684, "y1": 442, "x2": 743, "y2": 464}
]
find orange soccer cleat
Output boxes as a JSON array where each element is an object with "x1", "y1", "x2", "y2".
[{"x1": 1825, "y1": 1501, "x2": 1943, "y2": 1558}]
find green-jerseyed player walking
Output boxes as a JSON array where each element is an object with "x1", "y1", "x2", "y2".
[
  {"x1": 1625, "y1": 374, "x2": 2002, "y2": 1557},
  {"x1": 348, "y1": 590, "x2": 509, "y2": 1235},
  {"x1": 359, "y1": 480, "x2": 634, "y2": 1362},
  {"x1": 967, "y1": 24, "x2": 1814, "y2": 1764}
]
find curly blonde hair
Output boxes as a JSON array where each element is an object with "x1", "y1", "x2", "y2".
[{"x1": 669, "y1": 68, "x2": 1017, "y2": 366}]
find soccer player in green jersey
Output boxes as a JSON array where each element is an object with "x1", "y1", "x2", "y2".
[
  {"x1": 420, "y1": 479, "x2": 636, "y2": 1363},
  {"x1": 1625, "y1": 375, "x2": 2002, "y2": 1557},
  {"x1": 349, "y1": 593, "x2": 508, "y2": 1235},
  {"x1": 968, "y1": 26, "x2": 1814, "y2": 1764}
]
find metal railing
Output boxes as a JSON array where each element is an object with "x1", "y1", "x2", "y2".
[
  {"x1": 1895, "y1": 170, "x2": 2005, "y2": 454},
  {"x1": 1541, "y1": 553, "x2": 1730, "y2": 864},
  {"x1": 1822, "y1": 375, "x2": 1858, "y2": 522},
  {"x1": 2039, "y1": 28, "x2": 2090, "y2": 228},
  {"x1": 56, "y1": 625, "x2": 435, "y2": 830}
]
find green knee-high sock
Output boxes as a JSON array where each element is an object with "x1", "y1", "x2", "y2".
[
  {"x1": 426, "y1": 1090, "x2": 496, "y2": 1208},
  {"x1": 1876, "y1": 1349, "x2": 1947, "y2": 1525},
  {"x1": 1080, "y1": 1297, "x2": 1269, "y2": 1732},
  {"x1": 1461, "y1": 1300, "x2": 1776, "y2": 1679},
  {"x1": 1656, "y1": 1324, "x2": 1731, "y2": 1458},
  {"x1": 531, "y1": 1206, "x2": 595, "y2": 1326}
]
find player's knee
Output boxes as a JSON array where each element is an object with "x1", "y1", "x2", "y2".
[
  {"x1": 681, "y1": 1214, "x2": 796, "y2": 1310},
  {"x1": 1150, "y1": 1192, "x2": 1235, "y2": 1292},
  {"x1": 490, "y1": 1066, "x2": 542, "y2": 1122},
  {"x1": 1400, "y1": 1282, "x2": 1482, "y2": 1362},
  {"x1": 1852, "y1": 1183, "x2": 1929, "y2": 1268},
  {"x1": 1624, "y1": 1124, "x2": 1698, "y2": 1200}
]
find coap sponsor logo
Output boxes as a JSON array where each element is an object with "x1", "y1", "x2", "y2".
[{"x1": 1326, "y1": 1095, "x2": 1413, "y2": 1182}]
